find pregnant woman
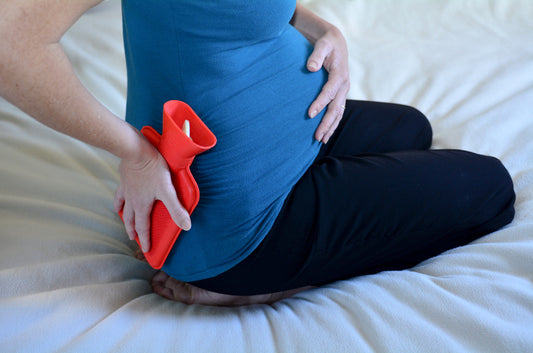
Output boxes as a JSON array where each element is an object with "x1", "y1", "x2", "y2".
[{"x1": 0, "y1": 1, "x2": 515, "y2": 306}]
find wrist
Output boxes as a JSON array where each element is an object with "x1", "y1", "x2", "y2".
[
  {"x1": 114, "y1": 121, "x2": 158, "y2": 166},
  {"x1": 291, "y1": 3, "x2": 334, "y2": 44}
]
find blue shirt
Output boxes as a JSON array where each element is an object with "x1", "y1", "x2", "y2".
[{"x1": 121, "y1": 0, "x2": 327, "y2": 281}]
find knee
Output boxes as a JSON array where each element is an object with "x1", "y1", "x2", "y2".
[
  {"x1": 390, "y1": 104, "x2": 433, "y2": 150},
  {"x1": 485, "y1": 156, "x2": 516, "y2": 223},
  {"x1": 403, "y1": 106, "x2": 433, "y2": 150},
  {"x1": 467, "y1": 154, "x2": 516, "y2": 229}
]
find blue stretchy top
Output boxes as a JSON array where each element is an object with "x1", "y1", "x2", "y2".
[{"x1": 121, "y1": 0, "x2": 327, "y2": 281}]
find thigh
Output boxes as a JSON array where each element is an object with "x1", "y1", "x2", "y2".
[
  {"x1": 318, "y1": 100, "x2": 433, "y2": 159},
  {"x1": 296, "y1": 150, "x2": 515, "y2": 284},
  {"x1": 191, "y1": 150, "x2": 514, "y2": 295}
]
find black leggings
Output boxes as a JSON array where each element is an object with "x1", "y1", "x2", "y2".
[{"x1": 191, "y1": 100, "x2": 516, "y2": 295}]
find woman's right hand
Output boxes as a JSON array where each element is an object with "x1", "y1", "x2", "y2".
[{"x1": 113, "y1": 136, "x2": 191, "y2": 253}]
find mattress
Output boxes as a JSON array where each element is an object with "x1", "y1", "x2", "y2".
[{"x1": 1, "y1": 0, "x2": 532, "y2": 352}]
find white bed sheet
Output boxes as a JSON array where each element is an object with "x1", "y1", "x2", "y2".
[{"x1": 1, "y1": 0, "x2": 532, "y2": 352}]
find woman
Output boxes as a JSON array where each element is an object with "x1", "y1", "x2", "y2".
[{"x1": 0, "y1": 1, "x2": 515, "y2": 306}]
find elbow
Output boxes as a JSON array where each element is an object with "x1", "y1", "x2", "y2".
[
  {"x1": 0, "y1": 37, "x2": 15, "y2": 97},
  {"x1": 0, "y1": 21, "x2": 31, "y2": 98},
  {"x1": 0, "y1": 43, "x2": 12, "y2": 97},
  {"x1": 0, "y1": 19, "x2": 18, "y2": 95}
]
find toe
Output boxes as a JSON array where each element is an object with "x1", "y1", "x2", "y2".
[
  {"x1": 152, "y1": 271, "x2": 170, "y2": 283},
  {"x1": 134, "y1": 248, "x2": 147, "y2": 262}
]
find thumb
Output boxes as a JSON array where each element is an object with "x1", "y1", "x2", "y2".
[
  {"x1": 307, "y1": 41, "x2": 329, "y2": 72},
  {"x1": 160, "y1": 190, "x2": 192, "y2": 231}
]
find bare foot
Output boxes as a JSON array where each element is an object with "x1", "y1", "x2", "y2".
[{"x1": 151, "y1": 271, "x2": 313, "y2": 306}]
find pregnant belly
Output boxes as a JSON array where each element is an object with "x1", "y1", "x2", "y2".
[
  {"x1": 178, "y1": 26, "x2": 328, "y2": 211},
  {"x1": 191, "y1": 69, "x2": 326, "y2": 206}
]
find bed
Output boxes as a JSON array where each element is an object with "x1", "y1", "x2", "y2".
[{"x1": 1, "y1": 0, "x2": 532, "y2": 352}]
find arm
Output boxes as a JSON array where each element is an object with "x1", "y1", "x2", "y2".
[
  {"x1": 290, "y1": 3, "x2": 332, "y2": 44},
  {"x1": 290, "y1": 3, "x2": 350, "y2": 144},
  {"x1": 0, "y1": 1, "x2": 136, "y2": 160},
  {"x1": 0, "y1": 0, "x2": 190, "y2": 251}
]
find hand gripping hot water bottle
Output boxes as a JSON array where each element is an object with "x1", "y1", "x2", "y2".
[{"x1": 119, "y1": 100, "x2": 217, "y2": 269}]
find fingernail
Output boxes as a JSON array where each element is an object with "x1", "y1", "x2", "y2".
[
  {"x1": 310, "y1": 110, "x2": 318, "y2": 118},
  {"x1": 308, "y1": 61, "x2": 318, "y2": 70},
  {"x1": 183, "y1": 219, "x2": 191, "y2": 231}
]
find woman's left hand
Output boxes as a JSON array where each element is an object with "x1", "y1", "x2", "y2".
[{"x1": 307, "y1": 26, "x2": 350, "y2": 144}]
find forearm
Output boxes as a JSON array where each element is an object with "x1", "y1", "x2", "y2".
[
  {"x1": 290, "y1": 3, "x2": 335, "y2": 44},
  {"x1": 0, "y1": 42, "x2": 142, "y2": 162},
  {"x1": 0, "y1": 0, "x2": 148, "y2": 163}
]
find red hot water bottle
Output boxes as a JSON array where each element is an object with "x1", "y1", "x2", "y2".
[{"x1": 118, "y1": 100, "x2": 217, "y2": 269}]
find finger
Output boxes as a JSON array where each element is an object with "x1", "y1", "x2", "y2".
[
  {"x1": 122, "y1": 204, "x2": 137, "y2": 241},
  {"x1": 135, "y1": 203, "x2": 153, "y2": 253},
  {"x1": 322, "y1": 92, "x2": 349, "y2": 144},
  {"x1": 309, "y1": 77, "x2": 342, "y2": 118},
  {"x1": 315, "y1": 90, "x2": 349, "y2": 143},
  {"x1": 314, "y1": 102, "x2": 343, "y2": 142},
  {"x1": 113, "y1": 184, "x2": 125, "y2": 213},
  {"x1": 159, "y1": 184, "x2": 192, "y2": 231},
  {"x1": 307, "y1": 39, "x2": 331, "y2": 72},
  {"x1": 321, "y1": 112, "x2": 342, "y2": 144}
]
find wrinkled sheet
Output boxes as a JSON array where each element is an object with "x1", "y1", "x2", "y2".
[{"x1": 1, "y1": 0, "x2": 532, "y2": 352}]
